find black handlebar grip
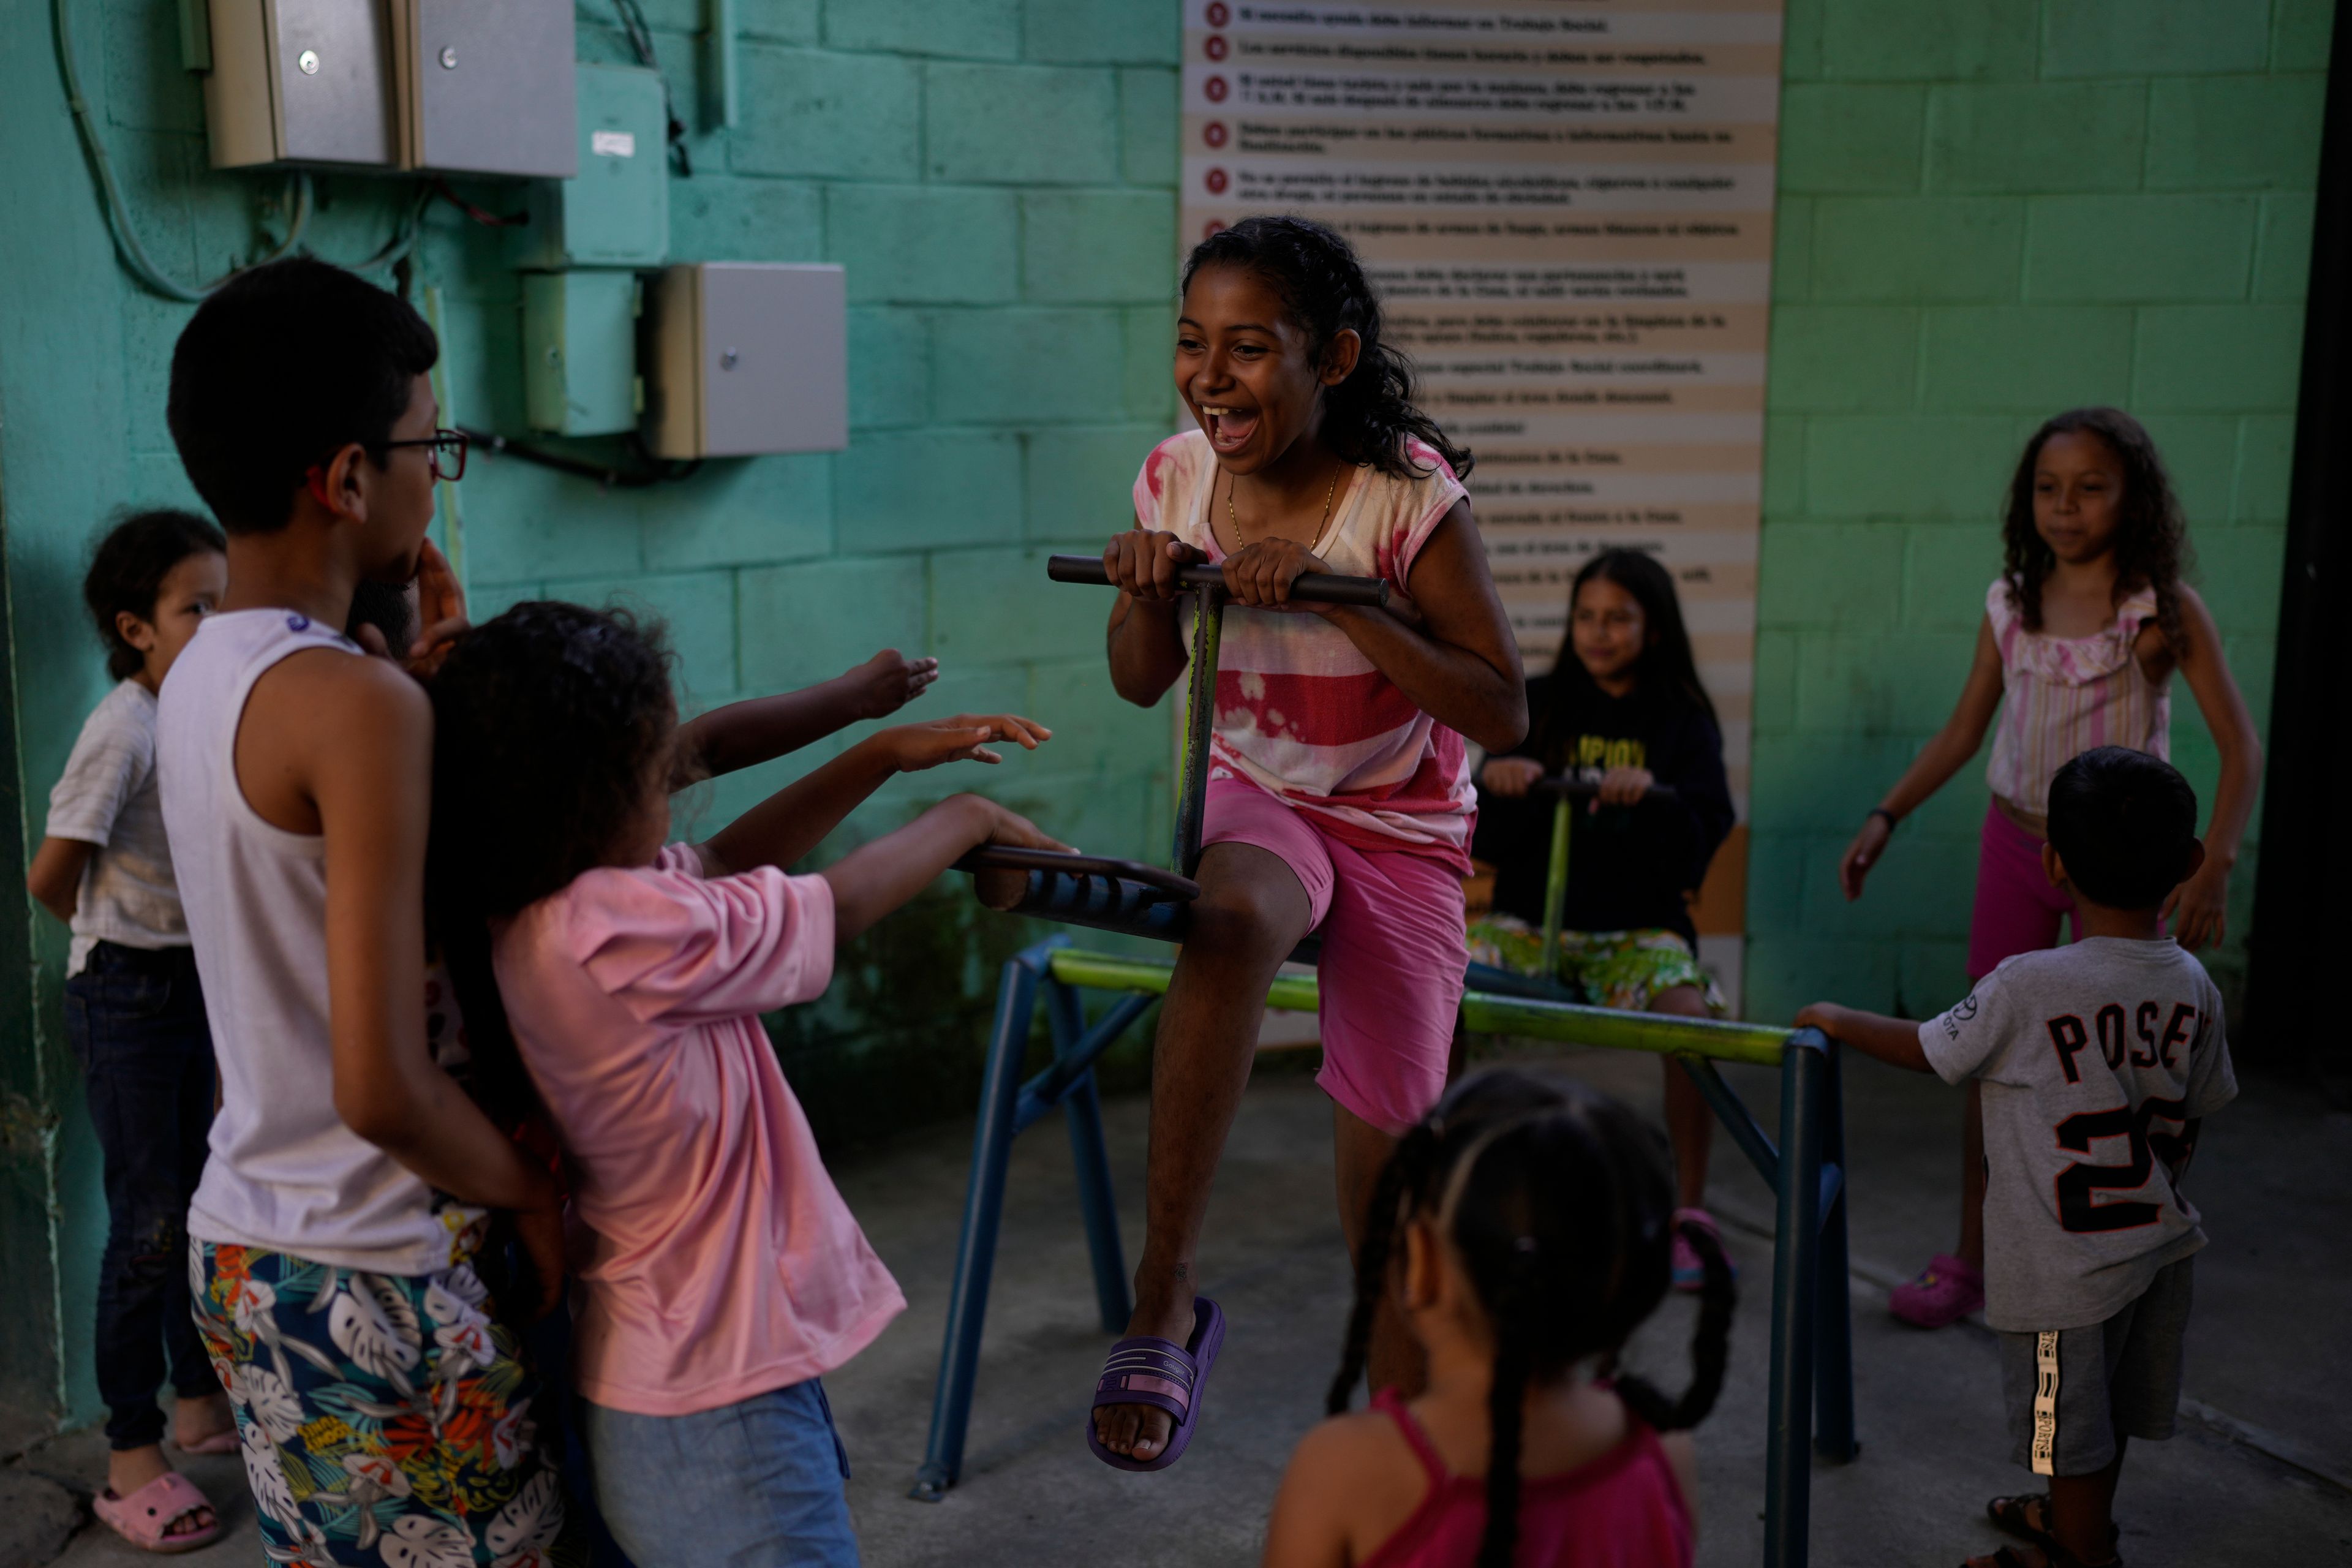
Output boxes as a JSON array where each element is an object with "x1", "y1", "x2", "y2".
[
  {"x1": 1529, "y1": 777, "x2": 1683, "y2": 805},
  {"x1": 952, "y1": 845, "x2": 1204, "y2": 902},
  {"x1": 1046, "y1": 552, "x2": 1390, "y2": 608}
]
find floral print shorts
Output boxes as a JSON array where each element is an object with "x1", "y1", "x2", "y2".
[
  {"x1": 190, "y1": 1240, "x2": 584, "y2": 1567},
  {"x1": 1464, "y1": 916, "x2": 1728, "y2": 1017}
]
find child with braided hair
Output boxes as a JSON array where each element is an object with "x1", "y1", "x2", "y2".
[{"x1": 1262, "y1": 1069, "x2": 1733, "y2": 1568}]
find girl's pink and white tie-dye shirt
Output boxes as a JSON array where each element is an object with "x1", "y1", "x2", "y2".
[{"x1": 1133, "y1": 430, "x2": 1477, "y2": 872}]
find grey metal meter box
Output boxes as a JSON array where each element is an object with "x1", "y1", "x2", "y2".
[
  {"x1": 522, "y1": 272, "x2": 641, "y2": 437},
  {"x1": 390, "y1": 0, "x2": 575, "y2": 178},
  {"x1": 202, "y1": 0, "x2": 399, "y2": 168},
  {"x1": 513, "y1": 65, "x2": 669, "y2": 270},
  {"x1": 641, "y1": 264, "x2": 848, "y2": 459}
]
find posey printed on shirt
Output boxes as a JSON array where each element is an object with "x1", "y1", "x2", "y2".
[{"x1": 1918, "y1": 937, "x2": 2238, "y2": 1332}]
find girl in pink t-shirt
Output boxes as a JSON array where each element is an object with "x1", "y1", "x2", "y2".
[
  {"x1": 426, "y1": 601, "x2": 1060, "y2": 1568},
  {"x1": 1091, "y1": 216, "x2": 1528, "y2": 1470},
  {"x1": 1262, "y1": 1069, "x2": 1730, "y2": 1568}
]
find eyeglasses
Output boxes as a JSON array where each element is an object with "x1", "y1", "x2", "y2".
[{"x1": 380, "y1": 428, "x2": 469, "y2": 483}]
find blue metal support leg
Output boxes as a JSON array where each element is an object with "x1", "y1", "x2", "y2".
[
  {"x1": 1763, "y1": 1028, "x2": 1829, "y2": 1568},
  {"x1": 1044, "y1": 978, "x2": 1131, "y2": 1336},
  {"x1": 911, "y1": 947, "x2": 1050, "y2": 1500},
  {"x1": 1812, "y1": 1038, "x2": 1858, "y2": 1464}
]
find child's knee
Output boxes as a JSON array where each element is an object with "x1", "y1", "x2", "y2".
[{"x1": 1188, "y1": 876, "x2": 1307, "y2": 958}]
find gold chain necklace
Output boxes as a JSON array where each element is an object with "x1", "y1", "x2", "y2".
[{"x1": 1229, "y1": 466, "x2": 1338, "y2": 546}]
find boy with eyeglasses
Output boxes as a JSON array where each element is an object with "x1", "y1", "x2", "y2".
[{"x1": 160, "y1": 257, "x2": 584, "y2": 1565}]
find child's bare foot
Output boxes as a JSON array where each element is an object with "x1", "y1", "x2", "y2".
[
  {"x1": 1091, "y1": 1301, "x2": 1195, "y2": 1462},
  {"x1": 173, "y1": 1390, "x2": 235, "y2": 1452}
]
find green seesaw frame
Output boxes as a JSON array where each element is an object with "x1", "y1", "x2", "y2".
[{"x1": 918, "y1": 557, "x2": 1856, "y2": 1568}]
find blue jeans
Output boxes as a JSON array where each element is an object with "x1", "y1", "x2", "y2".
[
  {"x1": 581, "y1": 1380, "x2": 858, "y2": 1568},
  {"x1": 64, "y1": 941, "x2": 219, "y2": 1451}
]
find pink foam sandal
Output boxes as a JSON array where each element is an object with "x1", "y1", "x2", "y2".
[
  {"x1": 1890, "y1": 1251, "x2": 1985, "y2": 1329},
  {"x1": 92, "y1": 1470, "x2": 223, "y2": 1554}
]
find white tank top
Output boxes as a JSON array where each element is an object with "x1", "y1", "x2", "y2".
[{"x1": 160, "y1": 608, "x2": 482, "y2": 1275}]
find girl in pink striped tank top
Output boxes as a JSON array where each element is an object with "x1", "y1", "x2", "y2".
[
  {"x1": 1834, "y1": 409, "x2": 2261, "y2": 1331},
  {"x1": 1263, "y1": 1069, "x2": 1730, "y2": 1568},
  {"x1": 1088, "y1": 217, "x2": 1528, "y2": 1472}
]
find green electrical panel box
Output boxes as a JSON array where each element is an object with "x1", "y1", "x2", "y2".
[
  {"x1": 513, "y1": 63, "x2": 668, "y2": 268},
  {"x1": 522, "y1": 271, "x2": 643, "y2": 435}
]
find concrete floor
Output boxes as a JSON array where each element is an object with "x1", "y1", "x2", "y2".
[{"x1": 16, "y1": 1042, "x2": 2352, "y2": 1567}]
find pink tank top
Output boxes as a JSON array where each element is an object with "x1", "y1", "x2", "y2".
[
  {"x1": 1983, "y1": 576, "x2": 2170, "y2": 816},
  {"x1": 1360, "y1": 1389, "x2": 1694, "y2": 1568}
]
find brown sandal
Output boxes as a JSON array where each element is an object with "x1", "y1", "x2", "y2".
[{"x1": 1986, "y1": 1494, "x2": 2122, "y2": 1560}]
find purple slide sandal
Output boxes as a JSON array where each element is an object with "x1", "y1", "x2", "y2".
[{"x1": 1085, "y1": 1297, "x2": 1226, "y2": 1472}]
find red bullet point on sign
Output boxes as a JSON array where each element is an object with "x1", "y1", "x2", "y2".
[
  {"x1": 1206, "y1": 1, "x2": 1229, "y2": 23},
  {"x1": 1203, "y1": 219, "x2": 1226, "y2": 239},
  {"x1": 1205, "y1": 167, "x2": 1229, "y2": 194},
  {"x1": 1205, "y1": 34, "x2": 1227, "y2": 59},
  {"x1": 1204, "y1": 121, "x2": 1228, "y2": 147},
  {"x1": 1205, "y1": 75, "x2": 1228, "y2": 102}
]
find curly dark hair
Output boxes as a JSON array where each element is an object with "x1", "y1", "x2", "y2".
[
  {"x1": 426, "y1": 601, "x2": 677, "y2": 923},
  {"x1": 1325, "y1": 1070, "x2": 1733, "y2": 1568},
  {"x1": 2001, "y1": 407, "x2": 2192, "y2": 653},
  {"x1": 83, "y1": 509, "x2": 226, "y2": 681},
  {"x1": 1182, "y1": 216, "x2": 1472, "y2": 482}
]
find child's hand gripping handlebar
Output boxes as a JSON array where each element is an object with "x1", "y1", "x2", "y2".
[
  {"x1": 1046, "y1": 553, "x2": 1392, "y2": 609},
  {"x1": 1530, "y1": 775, "x2": 1683, "y2": 805}
]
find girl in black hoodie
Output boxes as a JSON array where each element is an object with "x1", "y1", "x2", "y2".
[{"x1": 1469, "y1": 548, "x2": 1736, "y2": 1288}]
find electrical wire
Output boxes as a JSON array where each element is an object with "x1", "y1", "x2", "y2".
[
  {"x1": 609, "y1": 0, "x2": 693, "y2": 177},
  {"x1": 461, "y1": 426, "x2": 703, "y2": 489},
  {"x1": 55, "y1": 0, "x2": 435, "y2": 300},
  {"x1": 53, "y1": 0, "x2": 307, "y2": 301},
  {"x1": 431, "y1": 178, "x2": 529, "y2": 228}
]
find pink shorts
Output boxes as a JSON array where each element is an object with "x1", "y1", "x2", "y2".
[
  {"x1": 1966, "y1": 800, "x2": 2076, "y2": 979},
  {"x1": 1202, "y1": 778, "x2": 1467, "y2": 1134}
]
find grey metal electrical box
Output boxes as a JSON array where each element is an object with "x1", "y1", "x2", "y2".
[
  {"x1": 641, "y1": 264, "x2": 848, "y2": 459},
  {"x1": 512, "y1": 64, "x2": 669, "y2": 270},
  {"x1": 391, "y1": 0, "x2": 575, "y2": 178},
  {"x1": 202, "y1": 0, "x2": 398, "y2": 168}
]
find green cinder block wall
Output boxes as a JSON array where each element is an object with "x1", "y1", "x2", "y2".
[
  {"x1": 0, "y1": 0, "x2": 2329, "y2": 1437},
  {"x1": 0, "y1": 0, "x2": 1183, "y2": 1441},
  {"x1": 1745, "y1": 0, "x2": 2331, "y2": 1026}
]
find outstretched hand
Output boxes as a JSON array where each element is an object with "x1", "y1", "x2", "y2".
[
  {"x1": 965, "y1": 799, "x2": 1074, "y2": 910},
  {"x1": 845, "y1": 648, "x2": 939, "y2": 720},
  {"x1": 879, "y1": 714, "x2": 1051, "y2": 772}
]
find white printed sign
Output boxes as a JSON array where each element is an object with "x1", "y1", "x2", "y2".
[{"x1": 1180, "y1": 0, "x2": 1785, "y2": 981}]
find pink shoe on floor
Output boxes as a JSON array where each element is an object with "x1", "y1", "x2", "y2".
[
  {"x1": 1890, "y1": 1252, "x2": 1983, "y2": 1327},
  {"x1": 1670, "y1": 1208, "x2": 1735, "y2": 1292}
]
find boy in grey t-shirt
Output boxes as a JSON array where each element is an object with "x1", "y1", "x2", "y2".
[{"x1": 1800, "y1": 747, "x2": 2235, "y2": 1568}]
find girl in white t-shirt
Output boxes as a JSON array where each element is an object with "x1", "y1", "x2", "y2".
[
  {"x1": 27, "y1": 510, "x2": 233, "y2": 1551},
  {"x1": 1092, "y1": 216, "x2": 1528, "y2": 1469}
]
